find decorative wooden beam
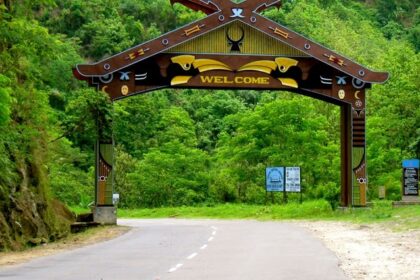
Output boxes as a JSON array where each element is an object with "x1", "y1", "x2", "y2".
[
  {"x1": 245, "y1": 14, "x2": 389, "y2": 84},
  {"x1": 170, "y1": 0, "x2": 219, "y2": 15}
]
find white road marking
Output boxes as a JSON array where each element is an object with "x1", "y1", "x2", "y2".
[
  {"x1": 168, "y1": 267, "x2": 177, "y2": 273},
  {"x1": 168, "y1": 264, "x2": 183, "y2": 273},
  {"x1": 187, "y1": 253, "x2": 198, "y2": 260},
  {"x1": 167, "y1": 226, "x2": 218, "y2": 274}
]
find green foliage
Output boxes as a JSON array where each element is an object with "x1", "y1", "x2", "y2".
[
  {"x1": 310, "y1": 182, "x2": 341, "y2": 210},
  {"x1": 0, "y1": 0, "x2": 418, "y2": 221},
  {"x1": 114, "y1": 147, "x2": 138, "y2": 208},
  {"x1": 0, "y1": 75, "x2": 11, "y2": 125},
  {"x1": 212, "y1": 96, "x2": 340, "y2": 203},
  {"x1": 48, "y1": 139, "x2": 93, "y2": 207},
  {"x1": 127, "y1": 141, "x2": 210, "y2": 208}
]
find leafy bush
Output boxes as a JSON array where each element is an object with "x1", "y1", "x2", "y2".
[{"x1": 309, "y1": 182, "x2": 341, "y2": 210}]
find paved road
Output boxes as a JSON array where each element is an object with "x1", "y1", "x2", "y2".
[{"x1": 0, "y1": 219, "x2": 347, "y2": 280}]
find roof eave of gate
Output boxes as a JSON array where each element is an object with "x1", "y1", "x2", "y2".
[{"x1": 74, "y1": 5, "x2": 389, "y2": 84}]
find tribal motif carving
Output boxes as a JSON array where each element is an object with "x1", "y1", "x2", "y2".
[
  {"x1": 227, "y1": 27, "x2": 245, "y2": 52},
  {"x1": 269, "y1": 26, "x2": 292, "y2": 39},
  {"x1": 183, "y1": 24, "x2": 205, "y2": 36},
  {"x1": 170, "y1": 0, "x2": 282, "y2": 14},
  {"x1": 126, "y1": 48, "x2": 150, "y2": 60},
  {"x1": 238, "y1": 58, "x2": 299, "y2": 88},
  {"x1": 169, "y1": 55, "x2": 300, "y2": 88},
  {"x1": 97, "y1": 143, "x2": 113, "y2": 205},
  {"x1": 170, "y1": 55, "x2": 233, "y2": 85},
  {"x1": 324, "y1": 54, "x2": 346, "y2": 67},
  {"x1": 352, "y1": 147, "x2": 367, "y2": 206}
]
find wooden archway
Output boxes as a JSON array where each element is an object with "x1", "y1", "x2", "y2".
[{"x1": 73, "y1": 0, "x2": 388, "y2": 209}]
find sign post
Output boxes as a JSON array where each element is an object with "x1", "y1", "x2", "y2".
[
  {"x1": 266, "y1": 167, "x2": 285, "y2": 193},
  {"x1": 402, "y1": 159, "x2": 419, "y2": 197},
  {"x1": 285, "y1": 167, "x2": 301, "y2": 193},
  {"x1": 266, "y1": 167, "x2": 302, "y2": 204}
]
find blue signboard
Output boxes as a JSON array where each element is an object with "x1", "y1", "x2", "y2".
[
  {"x1": 402, "y1": 159, "x2": 420, "y2": 168},
  {"x1": 266, "y1": 167, "x2": 285, "y2": 192}
]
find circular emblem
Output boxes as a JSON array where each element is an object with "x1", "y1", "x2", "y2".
[
  {"x1": 121, "y1": 85, "x2": 129, "y2": 96},
  {"x1": 355, "y1": 100, "x2": 363, "y2": 108},
  {"x1": 99, "y1": 73, "x2": 113, "y2": 84},
  {"x1": 357, "y1": 178, "x2": 367, "y2": 184},
  {"x1": 338, "y1": 89, "x2": 345, "y2": 100},
  {"x1": 352, "y1": 78, "x2": 365, "y2": 89}
]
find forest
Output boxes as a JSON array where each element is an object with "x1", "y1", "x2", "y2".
[{"x1": 0, "y1": 0, "x2": 419, "y2": 250}]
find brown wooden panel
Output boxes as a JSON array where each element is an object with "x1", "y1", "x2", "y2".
[
  {"x1": 341, "y1": 104, "x2": 352, "y2": 207},
  {"x1": 74, "y1": 0, "x2": 389, "y2": 84}
]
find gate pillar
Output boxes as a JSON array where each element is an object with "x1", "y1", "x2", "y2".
[
  {"x1": 340, "y1": 90, "x2": 367, "y2": 207},
  {"x1": 93, "y1": 113, "x2": 116, "y2": 224},
  {"x1": 351, "y1": 100, "x2": 367, "y2": 206},
  {"x1": 340, "y1": 104, "x2": 352, "y2": 207},
  {"x1": 95, "y1": 140, "x2": 114, "y2": 206}
]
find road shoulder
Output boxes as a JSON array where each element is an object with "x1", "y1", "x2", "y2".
[
  {"x1": 0, "y1": 226, "x2": 130, "y2": 267},
  {"x1": 297, "y1": 221, "x2": 420, "y2": 280}
]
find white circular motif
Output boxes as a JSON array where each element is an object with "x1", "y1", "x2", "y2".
[
  {"x1": 99, "y1": 74, "x2": 114, "y2": 84},
  {"x1": 357, "y1": 178, "x2": 367, "y2": 184},
  {"x1": 352, "y1": 78, "x2": 365, "y2": 89}
]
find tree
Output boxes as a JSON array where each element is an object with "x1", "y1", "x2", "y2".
[{"x1": 127, "y1": 141, "x2": 210, "y2": 207}]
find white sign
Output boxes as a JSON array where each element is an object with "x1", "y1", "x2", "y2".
[{"x1": 285, "y1": 167, "x2": 301, "y2": 192}]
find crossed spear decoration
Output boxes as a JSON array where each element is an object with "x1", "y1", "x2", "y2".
[{"x1": 170, "y1": 0, "x2": 282, "y2": 15}]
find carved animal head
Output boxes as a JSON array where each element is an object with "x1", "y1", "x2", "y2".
[{"x1": 227, "y1": 27, "x2": 245, "y2": 52}]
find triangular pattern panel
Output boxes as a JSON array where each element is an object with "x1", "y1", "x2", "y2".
[{"x1": 166, "y1": 21, "x2": 309, "y2": 57}]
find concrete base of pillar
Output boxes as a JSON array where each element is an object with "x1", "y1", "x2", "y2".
[
  {"x1": 93, "y1": 206, "x2": 117, "y2": 225},
  {"x1": 402, "y1": 195, "x2": 420, "y2": 202},
  {"x1": 393, "y1": 196, "x2": 420, "y2": 207}
]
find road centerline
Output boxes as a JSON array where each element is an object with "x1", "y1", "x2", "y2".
[{"x1": 187, "y1": 253, "x2": 198, "y2": 260}]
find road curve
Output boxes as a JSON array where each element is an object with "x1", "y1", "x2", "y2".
[{"x1": 0, "y1": 219, "x2": 347, "y2": 280}]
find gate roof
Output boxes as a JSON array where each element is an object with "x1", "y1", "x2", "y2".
[{"x1": 74, "y1": 0, "x2": 388, "y2": 85}]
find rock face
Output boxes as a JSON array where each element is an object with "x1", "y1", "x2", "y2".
[{"x1": 0, "y1": 163, "x2": 75, "y2": 251}]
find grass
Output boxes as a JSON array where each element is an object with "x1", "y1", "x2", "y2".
[
  {"x1": 117, "y1": 200, "x2": 334, "y2": 220},
  {"x1": 70, "y1": 200, "x2": 420, "y2": 231},
  {"x1": 70, "y1": 206, "x2": 93, "y2": 215}
]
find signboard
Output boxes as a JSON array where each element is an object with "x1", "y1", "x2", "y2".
[
  {"x1": 403, "y1": 159, "x2": 419, "y2": 196},
  {"x1": 285, "y1": 167, "x2": 301, "y2": 192},
  {"x1": 266, "y1": 167, "x2": 284, "y2": 192}
]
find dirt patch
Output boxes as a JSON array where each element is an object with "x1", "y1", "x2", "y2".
[
  {"x1": 298, "y1": 221, "x2": 420, "y2": 280},
  {"x1": 0, "y1": 226, "x2": 130, "y2": 267}
]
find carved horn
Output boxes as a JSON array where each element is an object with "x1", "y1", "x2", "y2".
[
  {"x1": 170, "y1": 0, "x2": 219, "y2": 15},
  {"x1": 227, "y1": 27, "x2": 245, "y2": 52}
]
